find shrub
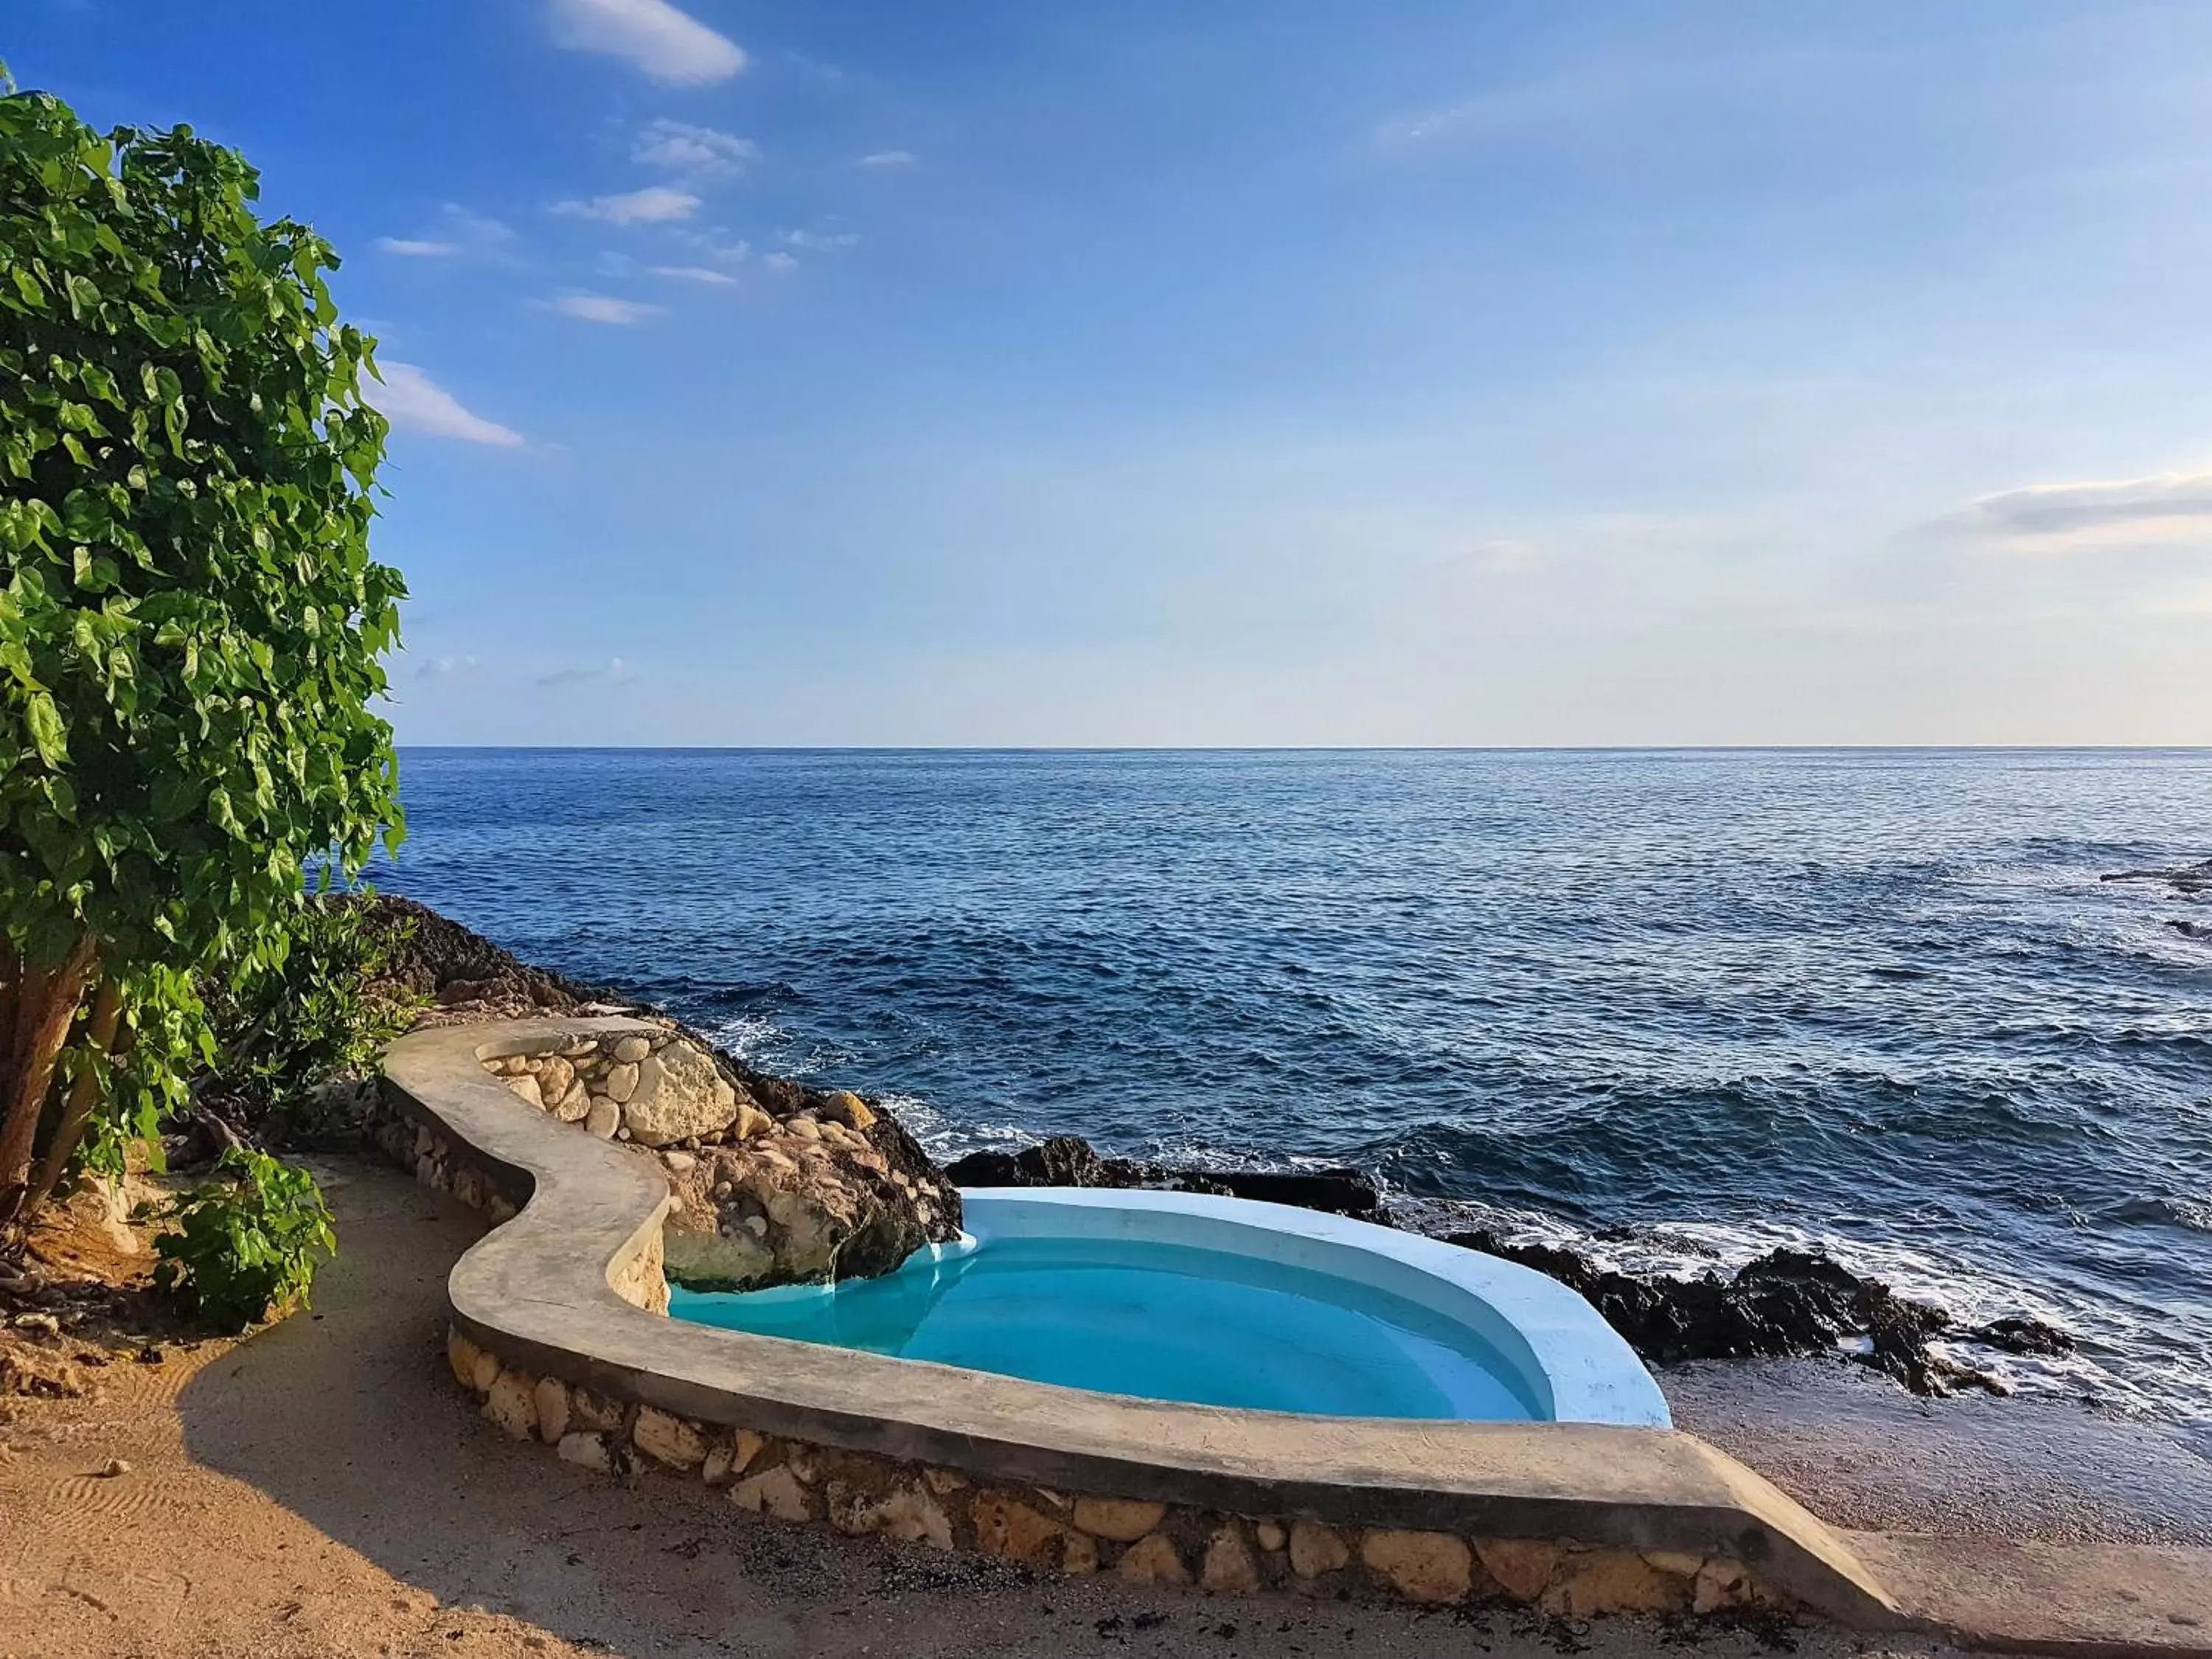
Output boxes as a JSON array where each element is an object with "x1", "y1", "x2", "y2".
[
  {"x1": 151, "y1": 1145, "x2": 335, "y2": 1330},
  {"x1": 0, "y1": 77, "x2": 404, "y2": 1235},
  {"x1": 201, "y1": 894, "x2": 420, "y2": 1141}
]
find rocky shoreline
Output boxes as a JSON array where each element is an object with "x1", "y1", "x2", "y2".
[{"x1": 358, "y1": 896, "x2": 2074, "y2": 1399}]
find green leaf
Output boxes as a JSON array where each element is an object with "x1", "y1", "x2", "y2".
[{"x1": 25, "y1": 690, "x2": 66, "y2": 764}]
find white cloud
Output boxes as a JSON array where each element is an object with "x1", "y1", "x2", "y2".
[
  {"x1": 649, "y1": 265, "x2": 738, "y2": 285},
  {"x1": 779, "y1": 229, "x2": 860, "y2": 252},
  {"x1": 538, "y1": 657, "x2": 635, "y2": 686},
  {"x1": 375, "y1": 205, "x2": 518, "y2": 261},
  {"x1": 367, "y1": 362, "x2": 524, "y2": 447},
  {"x1": 857, "y1": 150, "x2": 919, "y2": 170},
  {"x1": 540, "y1": 292, "x2": 661, "y2": 324},
  {"x1": 553, "y1": 184, "x2": 701, "y2": 225},
  {"x1": 634, "y1": 118, "x2": 759, "y2": 177},
  {"x1": 546, "y1": 0, "x2": 745, "y2": 85},
  {"x1": 417, "y1": 654, "x2": 483, "y2": 681},
  {"x1": 675, "y1": 230, "x2": 751, "y2": 262},
  {"x1": 1964, "y1": 470, "x2": 2212, "y2": 552},
  {"x1": 762, "y1": 251, "x2": 798, "y2": 273}
]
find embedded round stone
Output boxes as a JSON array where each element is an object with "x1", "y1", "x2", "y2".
[
  {"x1": 1072, "y1": 1496, "x2": 1166, "y2": 1543},
  {"x1": 1117, "y1": 1533, "x2": 1189, "y2": 1585},
  {"x1": 1290, "y1": 1519, "x2": 1349, "y2": 1578},
  {"x1": 1360, "y1": 1529, "x2": 1471, "y2": 1603},
  {"x1": 619, "y1": 1042, "x2": 740, "y2": 1147}
]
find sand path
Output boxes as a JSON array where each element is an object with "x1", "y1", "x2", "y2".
[{"x1": 0, "y1": 1155, "x2": 1972, "y2": 1659}]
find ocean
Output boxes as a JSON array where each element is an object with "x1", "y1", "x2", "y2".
[{"x1": 370, "y1": 748, "x2": 2212, "y2": 1424}]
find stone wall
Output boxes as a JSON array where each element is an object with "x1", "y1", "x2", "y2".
[{"x1": 440, "y1": 1319, "x2": 1775, "y2": 1616}]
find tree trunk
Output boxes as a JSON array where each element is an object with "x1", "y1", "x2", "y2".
[
  {"x1": 0, "y1": 932, "x2": 99, "y2": 1234},
  {"x1": 22, "y1": 976, "x2": 127, "y2": 1219}
]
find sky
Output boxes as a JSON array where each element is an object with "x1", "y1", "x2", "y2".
[{"x1": 13, "y1": 0, "x2": 2212, "y2": 745}]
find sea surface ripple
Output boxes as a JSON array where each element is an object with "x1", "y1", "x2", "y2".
[{"x1": 373, "y1": 748, "x2": 2212, "y2": 1424}]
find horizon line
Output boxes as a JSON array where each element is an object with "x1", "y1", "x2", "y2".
[{"x1": 389, "y1": 742, "x2": 2212, "y2": 754}]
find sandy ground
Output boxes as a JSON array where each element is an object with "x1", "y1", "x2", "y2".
[
  {"x1": 0, "y1": 1155, "x2": 1975, "y2": 1659},
  {"x1": 1667, "y1": 1359, "x2": 2212, "y2": 1547}
]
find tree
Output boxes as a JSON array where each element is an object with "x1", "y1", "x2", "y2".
[{"x1": 0, "y1": 77, "x2": 405, "y2": 1238}]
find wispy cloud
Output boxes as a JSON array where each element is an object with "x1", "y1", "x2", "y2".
[
  {"x1": 367, "y1": 362, "x2": 524, "y2": 447},
  {"x1": 375, "y1": 204, "x2": 518, "y2": 261},
  {"x1": 1961, "y1": 469, "x2": 2212, "y2": 552},
  {"x1": 762, "y1": 251, "x2": 798, "y2": 274},
  {"x1": 675, "y1": 230, "x2": 751, "y2": 262},
  {"x1": 649, "y1": 265, "x2": 738, "y2": 285},
  {"x1": 779, "y1": 229, "x2": 860, "y2": 252},
  {"x1": 540, "y1": 292, "x2": 661, "y2": 324},
  {"x1": 546, "y1": 0, "x2": 745, "y2": 85},
  {"x1": 554, "y1": 184, "x2": 701, "y2": 225},
  {"x1": 417, "y1": 654, "x2": 482, "y2": 681},
  {"x1": 537, "y1": 657, "x2": 635, "y2": 687},
  {"x1": 857, "y1": 150, "x2": 919, "y2": 170},
  {"x1": 634, "y1": 118, "x2": 759, "y2": 177}
]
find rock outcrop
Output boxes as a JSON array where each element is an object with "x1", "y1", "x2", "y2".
[
  {"x1": 660, "y1": 1104, "x2": 961, "y2": 1290},
  {"x1": 944, "y1": 1135, "x2": 1388, "y2": 1222},
  {"x1": 1444, "y1": 1230, "x2": 2070, "y2": 1398},
  {"x1": 481, "y1": 1032, "x2": 961, "y2": 1291},
  {"x1": 344, "y1": 894, "x2": 630, "y2": 1023}
]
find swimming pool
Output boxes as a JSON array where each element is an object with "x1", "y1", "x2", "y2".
[{"x1": 669, "y1": 1189, "x2": 1670, "y2": 1425}]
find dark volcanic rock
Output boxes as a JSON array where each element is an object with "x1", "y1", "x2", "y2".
[
  {"x1": 946, "y1": 1136, "x2": 1113, "y2": 1189},
  {"x1": 942, "y1": 1135, "x2": 1386, "y2": 1221},
  {"x1": 1444, "y1": 1230, "x2": 2031, "y2": 1399},
  {"x1": 1964, "y1": 1315, "x2": 2075, "y2": 1357},
  {"x1": 1204, "y1": 1168, "x2": 1389, "y2": 1222},
  {"x1": 346, "y1": 894, "x2": 625, "y2": 1018}
]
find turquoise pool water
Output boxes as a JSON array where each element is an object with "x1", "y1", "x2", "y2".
[{"x1": 669, "y1": 1235, "x2": 1547, "y2": 1421}]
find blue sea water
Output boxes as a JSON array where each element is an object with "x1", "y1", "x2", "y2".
[
  {"x1": 669, "y1": 1234, "x2": 1543, "y2": 1421},
  {"x1": 372, "y1": 748, "x2": 2212, "y2": 1423}
]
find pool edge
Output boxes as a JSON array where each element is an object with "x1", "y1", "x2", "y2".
[{"x1": 380, "y1": 1018, "x2": 1910, "y2": 1629}]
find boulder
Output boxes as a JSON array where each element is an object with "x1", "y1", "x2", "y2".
[
  {"x1": 620, "y1": 1040, "x2": 742, "y2": 1147},
  {"x1": 659, "y1": 1110, "x2": 963, "y2": 1290}
]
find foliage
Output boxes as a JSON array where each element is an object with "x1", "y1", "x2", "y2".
[
  {"x1": 151, "y1": 1144, "x2": 336, "y2": 1331},
  {"x1": 0, "y1": 74, "x2": 405, "y2": 1229},
  {"x1": 201, "y1": 894, "x2": 418, "y2": 1139},
  {"x1": 68, "y1": 959, "x2": 208, "y2": 1181}
]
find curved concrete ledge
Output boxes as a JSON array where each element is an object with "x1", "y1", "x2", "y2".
[{"x1": 380, "y1": 1018, "x2": 1905, "y2": 1627}]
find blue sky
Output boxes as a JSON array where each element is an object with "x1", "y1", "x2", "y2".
[{"x1": 14, "y1": 1, "x2": 2212, "y2": 743}]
